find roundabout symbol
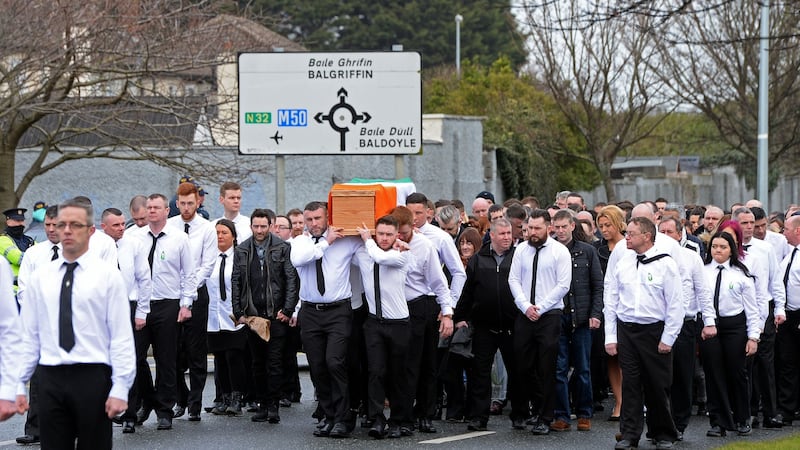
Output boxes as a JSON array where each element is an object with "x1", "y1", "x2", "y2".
[{"x1": 314, "y1": 87, "x2": 372, "y2": 152}]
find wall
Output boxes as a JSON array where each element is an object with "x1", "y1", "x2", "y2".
[{"x1": 15, "y1": 115, "x2": 497, "y2": 222}]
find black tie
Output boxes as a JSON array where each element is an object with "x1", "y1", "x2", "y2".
[
  {"x1": 713, "y1": 265, "x2": 724, "y2": 315},
  {"x1": 636, "y1": 254, "x2": 646, "y2": 268},
  {"x1": 530, "y1": 246, "x2": 541, "y2": 305},
  {"x1": 786, "y1": 248, "x2": 798, "y2": 289},
  {"x1": 743, "y1": 244, "x2": 751, "y2": 251},
  {"x1": 219, "y1": 253, "x2": 227, "y2": 301},
  {"x1": 148, "y1": 231, "x2": 165, "y2": 275},
  {"x1": 314, "y1": 236, "x2": 326, "y2": 295},
  {"x1": 59, "y1": 262, "x2": 78, "y2": 352},
  {"x1": 51, "y1": 245, "x2": 59, "y2": 261},
  {"x1": 184, "y1": 223, "x2": 190, "y2": 234},
  {"x1": 373, "y1": 262, "x2": 382, "y2": 320}
]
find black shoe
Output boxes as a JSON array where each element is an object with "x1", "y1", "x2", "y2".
[
  {"x1": 246, "y1": 401, "x2": 259, "y2": 413},
  {"x1": 418, "y1": 417, "x2": 437, "y2": 433},
  {"x1": 205, "y1": 401, "x2": 222, "y2": 413},
  {"x1": 279, "y1": 398, "x2": 291, "y2": 408},
  {"x1": 511, "y1": 418, "x2": 526, "y2": 429},
  {"x1": 122, "y1": 420, "x2": 136, "y2": 434},
  {"x1": 706, "y1": 425, "x2": 726, "y2": 437},
  {"x1": 526, "y1": 415, "x2": 539, "y2": 425},
  {"x1": 655, "y1": 440, "x2": 673, "y2": 450},
  {"x1": 187, "y1": 412, "x2": 201, "y2": 422},
  {"x1": 530, "y1": 421, "x2": 550, "y2": 435},
  {"x1": 468, "y1": 419, "x2": 487, "y2": 431},
  {"x1": 368, "y1": 421, "x2": 387, "y2": 439},
  {"x1": 172, "y1": 404, "x2": 186, "y2": 418},
  {"x1": 313, "y1": 422, "x2": 334, "y2": 437},
  {"x1": 764, "y1": 417, "x2": 784, "y2": 428},
  {"x1": 615, "y1": 439, "x2": 639, "y2": 450},
  {"x1": 15, "y1": 435, "x2": 39, "y2": 444},
  {"x1": 781, "y1": 414, "x2": 793, "y2": 426},
  {"x1": 135, "y1": 406, "x2": 152, "y2": 425},
  {"x1": 156, "y1": 417, "x2": 172, "y2": 430},
  {"x1": 737, "y1": 423, "x2": 752, "y2": 436},
  {"x1": 252, "y1": 407, "x2": 270, "y2": 422},
  {"x1": 329, "y1": 422, "x2": 350, "y2": 438},
  {"x1": 388, "y1": 425, "x2": 402, "y2": 439},
  {"x1": 267, "y1": 404, "x2": 280, "y2": 424}
]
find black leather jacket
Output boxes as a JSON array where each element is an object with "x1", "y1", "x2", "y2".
[
  {"x1": 453, "y1": 244, "x2": 517, "y2": 331},
  {"x1": 563, "y1": 239, "x2": 604, "y2": 328},
  {"x1": 231, "y1": 234, "x2": 299, "y2": 320}
]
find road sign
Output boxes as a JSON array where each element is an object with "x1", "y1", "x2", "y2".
[{"x1": 238, "y1": 52, "x2": 421, "y2": 155}]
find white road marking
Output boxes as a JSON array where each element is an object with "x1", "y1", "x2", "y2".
[{"x1": 420, "y1": 431, "x2": 496, "y2": 444}]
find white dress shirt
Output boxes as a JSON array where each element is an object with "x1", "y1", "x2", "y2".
[
  {"x1": 169, "y1": 214, "x2": 217, "y2": 288},
  {"x1": 705, "y1": 261, "x2": 760, "y2": 339},
  {"x1": 781, "y1": 245, "x2": 800, "y2": 311},
  {"x1": 218, "y1": 213, "x2": 251, "y2": 243},
  {"x1": 354, "y1": 240, "x2": 414, "y2": 320},
  {"x1": 604, "y1": 246, "x2": 684, "y2": 347},
  {"x1": 744, "y1": 237, "x2": 786, "y2": 321},
  {"x1": 133, "y1": 225, "x2": 198, "y2": 308},
  {"x1": 116, "y1": 234, "x2": 152, "y2": 319},
  {"x1": 290, "y1": 233, "x2": 362, "y2": 303},
  {"x1": 16, "y1": 240, "x2": 61, "y2": 303},
  {"x1": 765, "y1": 230, "x2": 791, "y2": 261},
  {"x1": 88, "y1": 230, "x2": 119, "y2": 265},
  {"x1": 676, "y1": 246, "x2": 716, "y2": 326},
  {"x1": 206, "y1": 247, "x2": 244, "y2": 333},
  {"x1": 404, "y1": 232, "x2": 454, "y2": 316},
  {"x1": 17, "y1": 253, "x2": 136, "y2": 400},
  {"x1": 509, "y1": 236, "x2": 572, "y2": 315},
  {"x1": 0, "y1": 259, "x2": 22, "y2": 401},
  {"x1": 418, "y1": 222, "x2": 467, "y2": 305}
]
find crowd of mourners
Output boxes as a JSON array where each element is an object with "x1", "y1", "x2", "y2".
[{"x1": 1, "y1": 181, "x2": 799, "y2": 450}]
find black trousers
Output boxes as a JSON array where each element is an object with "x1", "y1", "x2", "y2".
[
  {"x1": 468, "y1": 326, "x2": 525, "y2": 423},
  {"x1": 347, "y1": 303, "x2": 369, "y2": 415},
  {"x1": 514, "y1": 311, "x2": 561, "y2": 423},
  {"x1": 776, "y1": 309, "x2": 800, "y2": 418},
  {"x1": 364, "y1": 317, "x2": 411, "y2": 425},
  {"x1": 750, "y1": 307, "x2": 777, "y2": 419},
  {"x1": 281, "y1": 320, "x2": 302, "y2": 400},
  {"x1": 700, "y1": 313, "x2": 750, "y2": 429},
  {"x1": 300, "y1": 301, "x2": 352, "y2": 423},
  {"x1": 670, "y1": 318, "x2": 697, "y2": 432},
  {"x1": 405, "y1": 295, "x2": 440, "y2": 422},
  {"x1": 122, "y1": 301, "x2": 149, "y2": 422},
  {"x1": 23, "y1": 369, "x2": 39, "y2": 437},
  {"x1": 248, "y1": 319, "x2": 289, "y2": 405},
  {"x1": 38, "y1": 364, "x2": 112, "y2": 450},
  {"x1": 176, "y1": 287, "x2": 209, "y2": 414},
  {"x1": 136, "y1": 299, "x2": 179, "y2": 420},
  {"x1": 617, "y1": 320, "x2": 677, "y2": 443}
]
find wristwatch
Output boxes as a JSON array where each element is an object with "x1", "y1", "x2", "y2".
[{"x1": 748, "y1": 337, "x2": 760, "y2": 343}]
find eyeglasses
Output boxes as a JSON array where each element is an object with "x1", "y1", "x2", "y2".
[
  {"x1": 277, "y1": 225, "x2": 291, "y2": 230},
  {"x1": 625, "y1": 231, "x2": 648, "y2": 239},
  {"x1": 55, "y1": 222, "x2": 91, "y2": 230}
]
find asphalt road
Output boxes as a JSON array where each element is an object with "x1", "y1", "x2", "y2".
[{"x1": 0, "y1": 365, "x2": 796, "y2": 449}]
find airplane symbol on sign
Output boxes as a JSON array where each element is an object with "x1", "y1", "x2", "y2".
[{"x1": 271, "y1": 131, "x2": 283, "y2": 145}]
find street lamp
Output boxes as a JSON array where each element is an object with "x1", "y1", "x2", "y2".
[{"x1": 455, "y1": 14, "x2": 463, "y2": 78}]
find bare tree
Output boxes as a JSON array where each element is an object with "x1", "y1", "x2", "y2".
[
  {"x1": 521, "y1": 1, "x2": 673, "y2": 202},
  {"x1": 0, "y1": 0, "x2": 301, "y2": 213},
  {"x1": 651, "y1": 2, "x2": 800, "y2": 179}
]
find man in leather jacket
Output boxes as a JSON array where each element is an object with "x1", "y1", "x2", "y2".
[{"x1": 231, "y1": 208, "x2": 299, "y2": 424}]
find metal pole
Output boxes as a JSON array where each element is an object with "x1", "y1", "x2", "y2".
[
  {"x1": 394, "y1": 155, "x2": 404, "y2": 179},
  {"x1": 455, "y1": 14, "x2": 463, "y2": 78},
  {"x1": 276, "y1": 155, "x2": 285, "y2": 214},
  {"x1": 756, "y1": 0, "x2": 770, "y2": 207}
]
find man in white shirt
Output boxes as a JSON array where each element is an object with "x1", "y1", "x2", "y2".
[
  {"x1": 509, "y1": 209, "x2": 572, "y2": 436},
  {"x1": 168, "y1": 182, "x2": 217, "y2": 421},
  {"x1": 777, "y1": 213, "x2": 800, "y2": 425},
  {"x1": 101, "y1": 208, "x2": 152, "y2": 434},
  {"x1": 16, "y1": 198, "x2": 135, "y2": 448},
  {"x1": 605, "y1": 217, "x2": 683, "y2": 450},
  {"x1": 133, "y1": 194, "x2": 197, "y2": 431},
  {"x1": 218, "y1": 182, "x2": 251, "y2": 242},
  {"x1": 353, "y1": 216, "x2": 414, "y2": 439},
  {"x1": 0, "y1": 258, "x2": 22, "y2": 422}
]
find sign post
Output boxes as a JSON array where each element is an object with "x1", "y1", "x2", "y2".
[{"x1": 238, "y1": 52, "x2": 422, "y2": 155}]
